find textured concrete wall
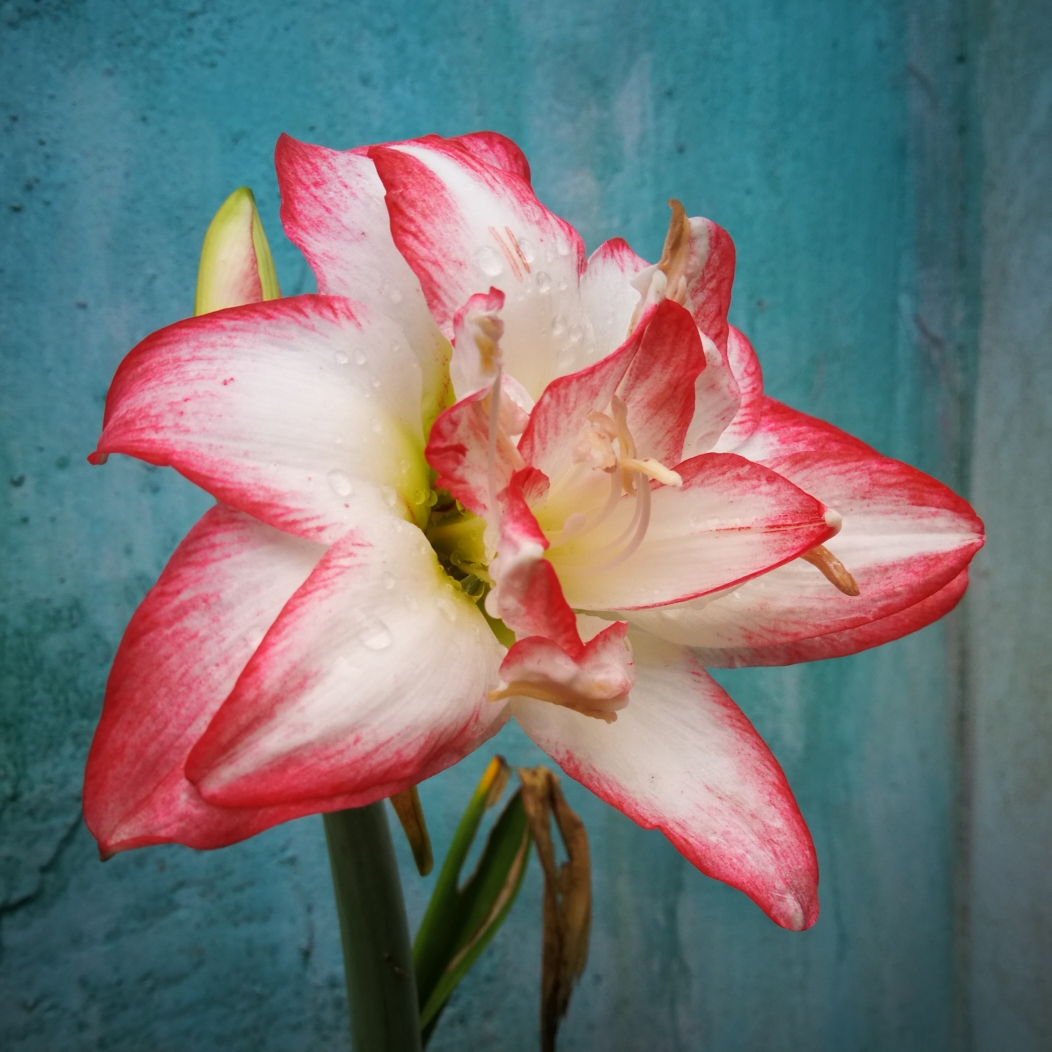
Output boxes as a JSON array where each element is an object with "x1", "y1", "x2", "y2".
[
  {"x1": 967, "y1": 0, "x2": 1052, "y2": 1048},
  {"x1": 0, "y1": 0, "x2": 1044, "y2": 1049}
]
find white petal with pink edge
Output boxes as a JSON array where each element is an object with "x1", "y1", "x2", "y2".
[
  {"x1": 186, "y1": 499, "x2": 508, "y2": 809},
  {"x1": 630, "y1": 403, "x2": 984, "y2": 649},
  {"x1": 576, "y1": 237, "x2": 650, "y2": 369},
  {"x1": 275, "y1": 135, "x2": 452, "y2": 422},
  {"x1": 694, "y1": 568, "x2": 970, "y2": 668},
  {"x1": 83, "y1": 504, "x2": 326, "y2": 855},
  {"x1": 368, "y1": 136, "x2": 589, "y2": 400},
  {"x1": 510, "y1": 630, "x2": 819, "y2": 931},
  {"x1": 92, "y1": 296, "x2": 432, "y2": 543},
  {"x1": 547, "y1": 453, "x2": 834, "y2": 612},
  {"x1": 711, "y1": 326, "x2": 765, "y2": 452}
]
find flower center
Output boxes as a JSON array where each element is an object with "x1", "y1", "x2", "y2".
[{"x1": 541, "y1": 395, "x2": 682, "y2": 572}]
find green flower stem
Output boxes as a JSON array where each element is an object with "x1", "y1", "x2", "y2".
[{"x1": 324, "y1": 803, "x2": 422, "y2": 1052}]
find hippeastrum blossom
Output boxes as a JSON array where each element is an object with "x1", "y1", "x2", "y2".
[{"x1": 84, "y1": 131, "x2": 983, "y2": 932}]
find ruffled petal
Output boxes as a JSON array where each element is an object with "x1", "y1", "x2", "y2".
[
  {"x1": 629, "y1": 400, "x2": 984, "y2": 649},
  {"x1": 576, "y1": 237, "x2": 650, "y2": 367},
  {"x1": 83, "y1": 504, "x2": 325, "y2": 855},
  {"x1": 711, "y1": 326, "x2": 765, "y2": 452},
  {"x1": 275, "y1": 135, "x2": 452, "y2": 422},
  {"x1": 549, "y1": 453, "x2": 834, "y2": 612},
  {"x1": 91, "y1": 295, "x2": 432, "y2": 542},
  {"x1": 186, "y1": 501, "x2": 507, "y2": 808},
  {"x1": 694, "y1": 568, "x2": 970, "y2": 668},
  {"x1": 367, "y1": 135, "x2": 588, "y2": 399},
  {"x1": 449, "y1": 131, "x2": 532, "y2": 182},
  {"x1": 511, "y1": 631, "x2": 819, "y2": 930},
  {"x1": 495, "y1": 618, "x2": 633, "y2": 722},
  {"x1": 519, "y1": 299, "x2": 704, "y2": 486},
  {"x1": 683, "y1": 216, "x2": 736, "y2": 355}
]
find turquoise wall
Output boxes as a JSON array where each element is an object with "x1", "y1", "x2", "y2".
[{"x1": 1, "y1": 0, "x2": 1048, "y2": 1048}]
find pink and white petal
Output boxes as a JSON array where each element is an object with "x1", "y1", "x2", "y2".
[
  {"x1": 511, "y1": 631, "x2": 818, "y2": 930},
  {"x1": 550, "y1": 453, "x2": 834, "y2": 612},
  {"x1": 615, "y1": 299, "x2": 707, "y2": 466},
  {"x1": 729, "y1": 396, "x2": 873, "y2": 462},
  {"x1": 577, "y1": 238, "x2": 651, "y2": 367},
  {"x1": 449, "y1": 131, "x2": 532, "y2": 182},
  {"x1": 683, "y1": 216, "x2": 736, "y2": 354},
  {"x1": 629, "y1": 413, "x2": 984, "y2": 648},
  {"x1": 368, "y1": 136, "x2": 588, "y2": 399},
  {"x1": 186, "y1": 506, "x2": 507, "y2": 809},
  {"x1": 694, "y1": 568, "x2": 970, "y2": 668},
  {"x1": 83, "y1": 504, "x2": 326, "y2": 855},
  {"x1": 275, "y1": 135, "x2": 452, "y2": 421},
  {"x1": 426, "y1": 382, "x2": 527, "y2": 521},
  {"x1": 486, "y1": 471, "x2": 582, "y2": 651},
  {"x1": 91, "y1": 296, "x2": 432, "y2": 543},
  {"x1": 496, "y1": 619, "x2": 633, "y2": 721},
  {"x1": 712, "y1": 326, "x2": 765, "y2": 452},
  {"x1": 681, "y1": 330, "x2": 743, "y2": 457},
  {"x1": 518, "y1": 300, "x2": 703, "y2": 489}
]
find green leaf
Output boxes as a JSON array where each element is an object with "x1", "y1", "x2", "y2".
[{"x1": 413, "y1": 757, "x2": 532, "y2": 1041}]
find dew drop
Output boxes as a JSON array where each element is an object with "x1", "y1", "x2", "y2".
[
  {"x1": 437, "y1": 596, "x2": 458, "y2": 623},
  {"x1": 558, "y1": 276, "x2": 569, "y2": 292},
  {"x1": 413, "y1": 489, "x2": 430, "y2": 507},
  {"x1": 381, "y1": 484, "x2": 398, "y2": 507},
  {"x1": 353, "y1": 350, "x2": 367, "y2": 366},
  {"x1": 334, "y1": 349, "x2": 350, "y2": 365},
  {"x1": 535, "y1": 271, "x2": 552, "y2": 293},
  {"x1": 518, "y1": 237, "x2": 537, "y2": 263},
  {"x1": 371, "y1": 376, "x2": 381, "y2": 388},
  {"x1": 556, "y1": 236, "x2": 570, "y2": 257},
  {"x1": 568, "y1": 324, "x2": 584, "y2": 344},
  {"x1": 474, "y1": 245, "x2": 504, "y2": 276},
  {"x1": 354, "y1": 611, "x2": 393, "y2": 650},
  {"x1": 381, "y1": 571, "x2": 396, "y2": 591},
  {"x1": 551, "y1": 314, "x2": 567, "y2": 336},
  {"x1": 328, "y1": 469, "x2": 354, "y2": 497},
  {"x1": 390, "y1": 287, "x2": 403, "y2": 304},
  {"x1": 371, "y1": 418, "x2": 383, "y2": 434}
]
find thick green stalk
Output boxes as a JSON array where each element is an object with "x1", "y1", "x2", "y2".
[{"x1": 324, "y1": 804, "x2": 422, "y2": 1052}]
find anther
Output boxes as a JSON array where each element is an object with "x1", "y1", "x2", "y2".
[{"x1": 800, "y1": 544, "x2": 860, "y2": 596}]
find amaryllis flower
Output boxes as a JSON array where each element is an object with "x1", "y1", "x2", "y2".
[{"x1": 84, "y1": 131, "x2": 983, "y2": 932}]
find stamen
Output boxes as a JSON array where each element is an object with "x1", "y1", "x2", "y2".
[
  {"x1": 619, "y1": 458, "x2": 683, "y2": 487},
  {"x1": 487, "y1": 364, "x2": 503, "y2": 513},
  {"x1": 657, "y1": 199, "x2": 692, "y2": 288},
  {"x1": 800, "y1": 544, "x2": 860, "y2": 596},
  {"x1": 487, "y1": 681, "x2": 624, "y2": 722}
]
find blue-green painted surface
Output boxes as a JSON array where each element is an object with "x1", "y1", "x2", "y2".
[{"x1": 0, "y1": 1, "x2": 1047, "y2": 1049}]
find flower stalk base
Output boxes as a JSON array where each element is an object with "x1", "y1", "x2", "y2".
[{"x1": 323, "y1": 803, "x2": 422, "y2": 1052}]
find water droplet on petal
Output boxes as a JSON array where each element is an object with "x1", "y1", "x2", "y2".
[
  {"x1": 551, "y1": 314, "x2": 567, "y2": 336},
  {"x1": 354, "y1": 611, "x2": 392, "y2": 650},
  {"x1": 371, "y1": 418, "x2": 382, "y2": 433},
  {"x1": 334, "y1": 349, "x2": 350, "y2": 365},
  {"x1": 328, "y1": 469, "x2": 354, "y2": 497},
  {"x1": 381, "y1": 571, "x2": 395, "y2": 591},
  {"x1": 569, "y1": 324, "x2": 584, "y2": 344},
  {"x1": 518, "y1": 237, "x2": 536, "y2": 263},
  {"x1": 474, "y1": 246, "x2": 504, "y2": 276},
  {"x1": 381, "y1": 484, "x2": 398, "y2": 508},
  {"x1": 371, "y1": 376, "x2": 381, "y2": 388},
  {"x1": 354, "y1": 350, "x2": 367, "y2": 366},
  {"x1": 558, "y1": 276, "x2": 569, "y2": 292},
  {"x1": 556, "y1": 236, "x2": 570, "y2": 257},
  {"x1": 437, "y1": 596, "x2": 458, "y2": 623},
  {"x1": 535, "y1": 271, "x2": 552, "y2": 293},
  {"x1": 390, "y1": 287, "x2": 403, "y2": 304}
]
